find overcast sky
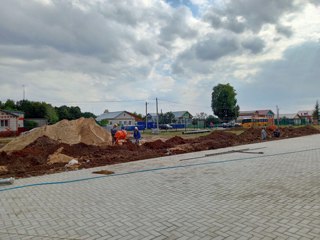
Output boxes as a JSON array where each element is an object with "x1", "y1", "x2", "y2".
[{"x1": 1, "y1": 0, "x2": 320, "y2": 116}]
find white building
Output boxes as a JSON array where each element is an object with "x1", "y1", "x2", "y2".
[
  {"x1": 0, "y1": 110, "x2": 24, "y2": 132},
  {"x1": 96, "y1": 111, "x2": 140, "y2": 126}
]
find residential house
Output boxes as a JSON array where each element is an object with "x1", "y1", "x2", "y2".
[
  {"x1": 277, "y1": 113, "x2": 301, "y2": 125},
  {"x1": 96, "y1": 111, "x2": 141, "y2": 127},
  {"x1": 297, "y1": 110, "x2": 313, "y2": 124},
  {"x1": 238, "y1": 109, "x2": 275, "y2": 125},
  {"x1": 0, "y1": 110, "x2": 24, "y2": 132},
  {"x1": 172, "y1": 111, "x2": 193, "y2": 124}
]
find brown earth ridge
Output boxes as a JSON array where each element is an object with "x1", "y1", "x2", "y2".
[{"x1": 0, "y1": 126, "x2": 319, "y2": 178}]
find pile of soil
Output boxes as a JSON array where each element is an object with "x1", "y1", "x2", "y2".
[
  {"x1": 0, "y1": 126, "x2": 319, "y2": 178},
  {"x1": 165, "y1": 136, "x2": 187, "y2": 146},
  {"x1": 144, "y1": 140, "x2": 170, "y2": 150},
  {"x1": 238, "y1": 125, "x2": 320, "y2": 142},
  {"x1": 1, "y1": 118, "x2": 112, "y2": 152}
]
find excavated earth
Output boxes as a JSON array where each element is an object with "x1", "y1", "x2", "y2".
[{"x1": 0, "y1": 126, "x2": 319, "y2": 178}]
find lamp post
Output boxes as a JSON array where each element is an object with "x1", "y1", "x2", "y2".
[{"x1": 276, "y1": 105, "x2": 280, "y2": 127}]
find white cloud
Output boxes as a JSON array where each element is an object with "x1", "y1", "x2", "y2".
[{"x1": 0, "y1": 0, "x2": 319, "y2": 116}]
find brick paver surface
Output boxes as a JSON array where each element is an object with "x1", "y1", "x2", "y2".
[{"x1": 1, "y1": 134, "x2": 320, "y2": 239}]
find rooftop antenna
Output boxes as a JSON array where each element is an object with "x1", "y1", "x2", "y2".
[{"x1": 22, "y1": 85, "x2": 26, "y2": 100}]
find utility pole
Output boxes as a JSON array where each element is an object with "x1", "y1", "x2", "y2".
[
  {"x1": 156, "y1": 98, "x2": 159, "y2": 131},
  {"x1": 22, "y1": 85, "x2": 25, "y2": 100},
  {"x1": 276, "y1": 105, "x2": 280, "y2": 127},
  {"x1": 145, "y1": 101, "x2": 148, "y2": 130}
]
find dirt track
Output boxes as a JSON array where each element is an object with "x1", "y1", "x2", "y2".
[{"x1": 0, "y1": 126, "x2": 319, "y2": 178}]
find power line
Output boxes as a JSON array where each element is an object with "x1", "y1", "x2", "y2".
[{"x1": 158, "y1": 99, "x2": 211, "y2": 108}]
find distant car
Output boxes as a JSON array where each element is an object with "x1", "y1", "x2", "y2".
[
  {"x1": 159, "y1": 124, "x2": 173, "y2": 130},
  {"x1": 235, "y1": 123, "x2": 241, "y2": 127},
  {"x1": 222, "y1": 122, "x2": 235, "y2": 128}
]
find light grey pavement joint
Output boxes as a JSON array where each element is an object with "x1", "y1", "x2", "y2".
[{"x1": 1, "y1": 134, "x2": 320, "y2": 239}]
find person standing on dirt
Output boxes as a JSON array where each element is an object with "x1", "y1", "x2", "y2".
[
  {"x1": 133, "y1": 127, "x2": 141, "y2": 145},
  {"x1": 273, "y1": 128, "x2": 280, "y2": 138},
  {"x1": 261, "y1": 127, "x2": 267, "y2": 140},
  {"x1": 111, "y1": 124, "x2": 118, "y2": 145}
]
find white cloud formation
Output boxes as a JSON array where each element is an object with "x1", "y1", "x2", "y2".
[{"x1": 0, "y1": 0, "x2": 319, "y2": 116}]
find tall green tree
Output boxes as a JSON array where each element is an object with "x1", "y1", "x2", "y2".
[
  {"x1": 16, "y1": 100, "x2": 59, "y2": 123},
  {"x1": 69, "y1": 106, "x2": 82, "y2": 119},
  {"x1": 56, "y1": 105, "x2": 71, "y2": 120},
  {"x1": 313, "y1": 100, "x2": 319, "y2": 123},
  {"x1": 211, "y1": 83, "x2": 240, "y2": 122},
  {"x1": 3, "y1": 99, "x2": 16, "y2": 110},
  {"x1": 82, "y1": 112, "x2": 96, "y2": 118},
  {"x1": 44, "y1": 103, "x2": 59, "y2": 124}
]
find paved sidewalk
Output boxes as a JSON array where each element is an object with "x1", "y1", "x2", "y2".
[{"x1": 1, "y1": 134, "x2": 320, "y2": 239}]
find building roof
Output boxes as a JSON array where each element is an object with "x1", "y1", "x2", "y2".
[
  {"x1": 239, "y1": 110, "x2": 274, "y2": 116},
  {"x1": 0, "y1": 110, "x2": 23, "y2": 117},
  {"x1": 257, "y1": 110, "x2": 274, "y2": 115},
  {"x1": 96, "y1": 111, "x2": 140, "y2": 122},
  {"x1": 147, "y1": 111, "x2": 193, "y2": 118},
  {"x1": 278, "y1": 113, "x2": 300, "y2": 119},
  {"x1": 297, "y1": 110, "x2": 313, "y2": 117},
  {"x1": 172, "y1": 111, "x2": 193, "y2": 118}
]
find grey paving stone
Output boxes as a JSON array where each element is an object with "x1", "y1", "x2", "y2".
[{"x1": 0, "y1": 134, "x2": 320, "y2": 239}]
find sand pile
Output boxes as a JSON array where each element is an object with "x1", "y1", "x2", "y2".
[{"x1": 1, "y1": 118, "x2": 112, "y2": 152}]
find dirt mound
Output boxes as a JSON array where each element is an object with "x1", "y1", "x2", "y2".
[
  {"x1": 1, "y1": 126, "x2": 319, "y2": 179},
  {"x1": 143, "y1": 139, "x2": 170, "y2": 149},
  {"x1": 165, "y1": 136, "x2": 187, "y2": 146},
  {"x1": 1, "y1": 118, "x2": 112, "y2": 152},
  {"x1": 239, "y1": 126, "x2": 320, "y2": 142},
  {"x1": 201, "y1": 130, "x2": 239, "y2": 141},
  {"x1": 238, "y1": 128, "x2": 262, "y2": 142},
  {"x1": 279, "y1": 125, "x2": 319, "y2": 137}
]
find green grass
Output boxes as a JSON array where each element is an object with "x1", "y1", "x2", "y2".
[
  {"x1": 141, "y1": 128, "x2": 247, "y2": 139},
  {"x1": 141, "y1": 129, "x2": 212, "y2": 139}
]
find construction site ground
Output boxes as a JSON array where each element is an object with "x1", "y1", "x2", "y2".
[
  {"x1": 0, "y1": 126, "x2": 319, "y2": 178},
  {"x1": 1, "y1": 133, "x2": 320, "y2": 239}
]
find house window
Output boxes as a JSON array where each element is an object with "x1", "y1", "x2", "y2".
[
  {"x1": 124, "y1": 121, "x2": 127, "y2": 125},
  {"x1": 119, "y1": 121, "x2": 122, "y2": 124},
  {"x1": 1, "y1": 120, "x2": 9, "y2": 127},
  {"x1": 110, "y1": 121, "x2": 112, "y2": 125},
  {"x1": 129, "y1": 121, "x2": 131, "y2": 125}
]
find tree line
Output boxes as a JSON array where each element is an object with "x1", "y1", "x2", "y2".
[{"x1": 0, "y1": 99, "x2": 96, "y2": 124}]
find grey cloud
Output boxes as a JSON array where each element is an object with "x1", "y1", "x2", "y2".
[
  {"x1": 223, "y1": 17, "x2": 246, "y2": 34},
  {"x1": 236, "y1": 42, "x2": 320, "y2": 111},
  {"x1": 0, "y1": 0, "x2": 171, "y2": 103},
  {"x1": 276, "y1": 24, "x2": 293, "y2": 38},
  {"x1": 241, "y1": 37, "x2": 266, "y2": 54},
  {"x1": 204, "y1": 0, "x2": 300, "y2": 33},
  {"x1": 309, "y1": 0, "x2": 320, "y2": 5},
  {"x1": 172, "y1": 33, "x2": 240, "y2": 75},
  {"x1": 195, "y1": 35, "x2": 239, "y2": 61},
  {"x1": 203, "y1": 12, "x2": 221, "y2": 28},
  {"x1": 159, "y1": 6, "x2": 198, "y2": 47},
  {"x1": 0, "y1": 0, "x2": 172, "y2": 63},
  {"x1": 0, "y1": 0, "x2": 132, "y2": 61}
]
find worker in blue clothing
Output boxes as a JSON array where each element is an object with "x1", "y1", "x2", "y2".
[
  {"x1": 111, "y1": 124, "x2": 118, "y2": 145},
  {"x1": 133, "y1": 127, "x2": 141, "y2": 145}
]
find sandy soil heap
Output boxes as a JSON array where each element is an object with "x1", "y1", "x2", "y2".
[
  {"x1": 1, "y1": 118, "x2": 112, "y2": 152},
  {"x1": 0, "y1": 126, "x2": 319, "y2": 178}
]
